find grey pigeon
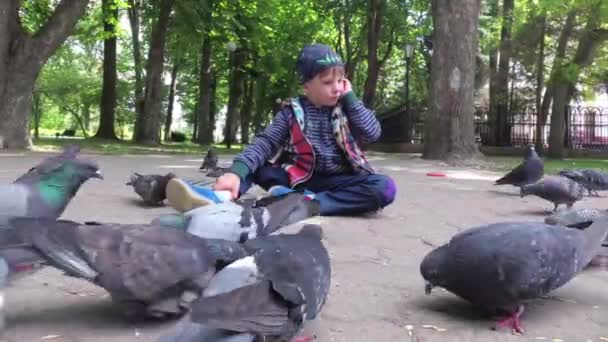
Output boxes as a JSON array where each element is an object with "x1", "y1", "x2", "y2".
[
  {"x1": 545, "y1": 208, "x2": 608, "y2": 266},
  {"x1": 495, "y1": 145, "x2": 544, "y2": 187},
  {"x1": 126, "y1": 172, "x2": 176, "y2": 205},
  {"x1": 153, "y1": 193, "x2": 320, "y2": 242},
  {"x1": 200, "y1": 149, "x2": 219, "y2": 171},
  {"x1": 0, "y1": 156, "x2": 102, "y2": 225},
  {"x1": 0, "y1": 218, "x2": 247, "y2": 318},
  {"x1": 160, "y1": 224, "x2": 331, "y2": 342},
  {"x1": 558, "y1": 169, "x2": 608, "y2": 197},
  {"x1": 520, "y1": 176, "x2": 585, "y2": 211},
  {"x1": 16, "y1": 144, "x2": 81, "y2": 181},
  {"x1": 420, "y1": 218, "x2": 608, "y2": 334}
]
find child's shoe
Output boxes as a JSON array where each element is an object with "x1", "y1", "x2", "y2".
[{"x1": 166, "y1": 178, "x2": 231, "y2": 212}]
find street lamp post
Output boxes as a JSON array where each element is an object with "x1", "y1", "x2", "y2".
[{"x1": 404, "y1": 43, "x2": 414, "y2": 143}]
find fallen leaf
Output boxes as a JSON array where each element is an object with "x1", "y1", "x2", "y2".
[
  {"x1": 41, "y1": 335, "x2": 61, "y2": 340},
  {"x1": 421, "y1": 324, "x2": 447, "y2": 332},
  {"x1": 552, "y1": 339, "x2": 564, "y2": 342},
  {"x1": 599, "y1": 337, "x2": 608, "y2": 341}
]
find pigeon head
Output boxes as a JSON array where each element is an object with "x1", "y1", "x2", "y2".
[
  {"x1": 33, "y1": 157, "x2": 102, "y2": 201},
  {"x1": 420, "y1": 245, "x2": 449, "y2": 294},
  {"x1": 524, "y1": 145, "x2": 537, "y2": 159}
]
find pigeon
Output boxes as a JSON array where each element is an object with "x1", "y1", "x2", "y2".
[
  {"x1": 15, "y1": 144, "x2": 81, "y2": 181},
  {"x1": 153, "y1": 192, "x2": 320, "y2": 242},
  {"x1": 160, "y1": 224, "x2": 331, "y2": 342},
  {"x1": 545, "y1": 207, "x2": 606, "y2": 229},
  {"x1": 0, "y1": 155, "x2": 102, "y2": 225},
  {"x1": 420, "y1": 218, "x2": 608, "y2": 334},
  {"x1": 205, "y1": 167, "x2": 229, "y2": 178},
  {"x1": 520, "y1": 176, "x2": 585, "y2": 211},
  {"x1": 126, "y1": 172, "x2": 176, "y2": 205},
  {"x1": 0, "y1": 217, "x2": 248, "y2": 318},
  {"x1": 495, "y1": 145, "x2": 543, "y2": 187},
  {"x1": 558, "y1": 169, "x2": 608, "y2": 197},
  {"x1": 200, "y1": 149, "x2": 219, "y2": 171}
]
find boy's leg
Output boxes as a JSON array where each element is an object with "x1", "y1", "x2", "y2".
[
  {"x1": 166, "y1": 166, "x2": 291, "y2": 212},
  {"x1": 303, "y1": 173, "x2": 396, "y2": 216}
]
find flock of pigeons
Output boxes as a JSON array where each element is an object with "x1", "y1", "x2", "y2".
[
  {"x1": 1, "y1": 144, "x2": 607, "y2": 339},
  {"x1": 422, "y1": 145, "x2": 608, "y2": 334},
  {"x1": 0, "y1": 145, "x2": 326, "y2": 342}
]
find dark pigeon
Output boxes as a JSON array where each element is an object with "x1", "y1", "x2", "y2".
[
  {"x1": 153, "y1": 192, "x2": 320, "y2": 242},
  {"x1": 520, "y1": 175, "x2": 585, "y2": 211},
  {"x1": 126, "y1": 172, "x2": 176, "y2": 205},
  {"x1": 160, "y1": 224, "x2": 331, "y2": 342},
  {"x1": 558, "y1": 169, "x2": 608, "y2": 197},
  {"x1": 0, "y1": 218, "x2": 247, "y2": 318},
  {"x1": 420, "y1": 218, "x2": 608, "y2": 334},
  {"x1": 200, "y1": 149, "x2": 219, "y2": 171},
  {"x1": 199, "y1": 149, "x2": 230, "y2": 178},
  {"x1": 0, "y1": 156, "x2": 102, "y2": 225},
  {"x1": 495, "y1": 145, "x2": 544, "y2": 187},
  {"x1": 15, "y1": 144, "x2": 82, "y2": 183},
  {"x1": 545, "y1": 208, "x2": 608, "y2": 266}
]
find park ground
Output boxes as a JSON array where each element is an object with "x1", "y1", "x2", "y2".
[{"x1": 1, "y1": 149, "x2": 608, "y2": 342}]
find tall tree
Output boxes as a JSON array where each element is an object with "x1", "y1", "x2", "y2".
[
  {"x1": 361, "y1": 0, "x2": 386, "y2": 108},
  {"x1": 133, "y1": 0, "x2": 175, "y2": 144},
  {"x1": 534, "y1": 12, "x2": 546, "y2": 153},
  {"x1": 423, "y1": 0, "x2": 481, "y2": 160},
  {"x1": 240, "y1": 78, "x2": 254, "y2": 145},
  {"x1": 164, "y1": 62, "x2": 179, "y2": 141},
  {"x1": 224, "y1": 43, "x2": 247, "y2": 149},
  {"x1": 127, "y1": 0, "x2": 144, "y2": 118},
  {"x1": 0, "y1": 0, "x2": 90, "y2": 148},
  {"x1": 548, "y1": 3, "x2": 608, "y2": 158},
  {"x1": 493, "y1": 0, "x2": 515, "y2": 146},
  {"x1": 96, "y1": 0, "x2": 119, "y2": 140},
  {"x1": 195, "y1": 0, "x2": 215, "y2": 145}
]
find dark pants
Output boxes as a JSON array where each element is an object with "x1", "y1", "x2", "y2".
[{"x1": 240, "y1": 166, "x2": 396, "y2": 216}]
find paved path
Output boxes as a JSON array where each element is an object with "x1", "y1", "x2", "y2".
[{"x1": 2, "y1": 151, "x2": 608, "y2": 341}]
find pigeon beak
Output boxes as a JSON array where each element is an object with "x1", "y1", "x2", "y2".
[
  {"x1": 424, "y1": 281, "x2": 433, "y2": 295},
  {"x1": 94, "y1": 170, "x2": 104, "y2": 180}
]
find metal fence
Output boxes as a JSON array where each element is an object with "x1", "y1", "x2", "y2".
[{"x1": 378, "y1": 106, "x2": 608, "y2": 150}]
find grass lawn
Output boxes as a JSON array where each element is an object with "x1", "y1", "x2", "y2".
[{"x1": 31, "y1": 137, "x2": 243, "y2": 156}]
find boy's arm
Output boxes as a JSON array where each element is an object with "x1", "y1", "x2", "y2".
[
  {"x1": 341, "y1": 91, "x2": 382, "y2": 143},
  {"x1": 228, "y1": 108, "x2": 291, "y2": 179}
]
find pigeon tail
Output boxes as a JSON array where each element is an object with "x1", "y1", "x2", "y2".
[{"x1": 7, "y1": 217, "x2": 98, "y2": 279}]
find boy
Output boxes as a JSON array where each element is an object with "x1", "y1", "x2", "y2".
[{"x1": 166, "y1": 44, "x2": 396, "y2": 215}]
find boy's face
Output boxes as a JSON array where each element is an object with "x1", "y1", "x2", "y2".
[{"x1": 303, "y1": 66, "x2": 345, "y2": 107}]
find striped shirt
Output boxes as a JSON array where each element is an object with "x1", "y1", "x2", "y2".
[{"x1": 234, "y1": 92, "x2": 381, "y2": 176}]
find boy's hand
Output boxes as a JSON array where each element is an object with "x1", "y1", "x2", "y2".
[
  {"x1": 342, "y1": 78, "x2": 352, "y2": 94},
  {"x1": 213, "y1": 173, "x2": 241, "y2": 199}
]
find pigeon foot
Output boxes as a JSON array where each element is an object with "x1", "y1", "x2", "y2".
[
  {"x1": 493, "y1": 305, "x2": 525, "y2": 334},
  {"x1": 293, "y1": 335, "x2": 316, "y2": 342}
]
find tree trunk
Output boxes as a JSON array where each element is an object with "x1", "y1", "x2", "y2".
[
  {"x1": 82, "y1": 103, "x2": 91, "y2": 132},
  {"x1": 493, "y1": 0, "x2": 514, "y2": 146},
  {"x1": 547, "y1": 6, "x2": 608, "y2": 158},
  {"x1": 127, "y1": 0, "x2": 144, "y2": 118},
  {"x1": 196, "y1": 34, "x2": 214, "y2": 145},
  {"x1": 32, "y1": 90, "x2": 42, "y2": 139},
  {"x1": 252, "y1": 75, "x2": 269, "y2": 134},
  {"x1": 423, "y1": 0, "x2": 481, "y2": 161},
  {"x1": 240, "y1": 78, "x2": 254, "y2": 145},
  {"x1": 209, "y1": 70, "x2": 218, "y2": 141},
  {"x1": 96, "y1": 0, "x2": 119, "y2": 140},
  {"x1": 361, "y1": 0, "x2": 385, "y2": 108},
  {"x1": 164, "y1": 62, "x2": 179, "y2": 141},
  {"x1": 133, "y1": 0, "x2": 175, "y2": 144},
  {"x1": 0, "y1": 0, "x2": 90, "y2": 148},
  {"x1": 224, "y1": 46, "x2": 247, "y2": 149},
  {"x1": 534, "y1": 13, "x2": 546, "y2": 153}
]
